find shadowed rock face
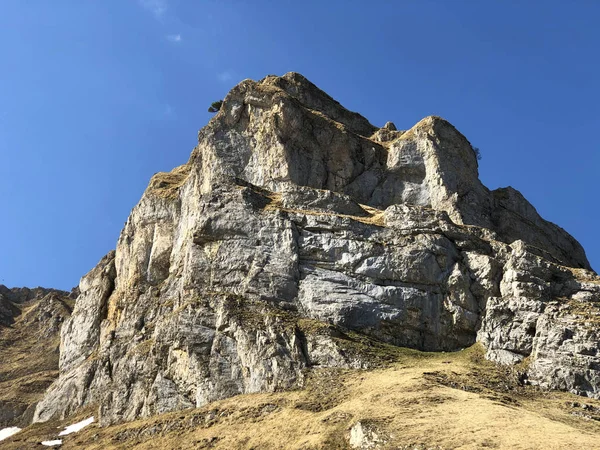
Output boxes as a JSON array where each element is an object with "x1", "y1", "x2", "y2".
[{"x1": 31, "y1": 72, "x2": 599, "y2": 426}]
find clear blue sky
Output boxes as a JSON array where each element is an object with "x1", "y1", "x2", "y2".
[{"x1": 1, "y1": 1, "x2": 598, "y2": 290}]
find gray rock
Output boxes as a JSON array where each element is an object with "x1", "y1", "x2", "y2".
[
  {"x1": 33, "y1": 72, "x2": 600, "y2": 426},
  {"x1": 349, "y1": 421, "x2": 383, "y2": 449}
]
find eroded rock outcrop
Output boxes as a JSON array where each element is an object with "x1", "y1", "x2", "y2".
[{"x1": 33, "y1": 72, "x2": 599, "y2": 425}]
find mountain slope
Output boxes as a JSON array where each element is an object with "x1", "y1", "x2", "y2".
[
  {"x1": 0, "y1": 286, "x2": 73, "y2": 427},
  {"x1": 6, "y1": 346, "x2": 600, "y2": 449}
]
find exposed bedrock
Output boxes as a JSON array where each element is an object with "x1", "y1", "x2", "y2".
[{"x1": 33, "y1": 72, "x2": 598, "y2": 425}]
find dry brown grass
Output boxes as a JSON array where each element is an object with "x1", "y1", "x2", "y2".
[
  {"x1": 567, "y1": 267, "x2": 600, "y2": 285},
  {"x1": 5, "y1": 345, "x2": 600, "y2": 449},
  {"x1": 261, "y1": 191, "x2": 385, "y2": 227},
  {"x1": 147, "y1": 164, "x2": 191, "y2": 200},
  {"x1": 0, "y1": 298, "x2": 69, "y2": 426},
  {"x1": 559, "y1": 299, "x2": 600, "y2": 326}
]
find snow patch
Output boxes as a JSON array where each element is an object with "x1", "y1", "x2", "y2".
[
  {"x1": 0, "y1": 426, "x2": 21, "y2": 441},
  {"x1": 58, "y1": 416, "x2": 94, "y2": 436},
  {"x1": 41, "y1": 439, "x2": 63, "y2": 446}
]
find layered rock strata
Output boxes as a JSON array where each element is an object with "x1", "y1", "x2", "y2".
[{"x1": 33, "y1": 72, "x2": 599, "y2": 425}]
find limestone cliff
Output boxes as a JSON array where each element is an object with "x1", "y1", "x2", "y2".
[{"x1": 33, "y1": 72, "x2": 600, "y2": 425}]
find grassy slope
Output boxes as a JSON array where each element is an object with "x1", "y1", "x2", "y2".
[
  {"x1": 5, "y1": 345, "x2": 600, "y2": 449},
  {"x1": 0, "y1": 295, "x2": 72, "y2": 427}
]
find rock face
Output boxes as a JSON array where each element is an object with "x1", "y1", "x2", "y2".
[
  {"x1": 0, "y1": 286, "x2": 72, "y2": 427},
  {"x1": 33, "y1": 72, "x2": 599, "y2": 425}
]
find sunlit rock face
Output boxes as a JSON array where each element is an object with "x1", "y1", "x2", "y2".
[{"x1": 33, "y1": 72, "x2": 599, "y2": 425}]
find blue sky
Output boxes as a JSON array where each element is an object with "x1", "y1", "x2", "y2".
[{"x1": 0, "y1": 0, "x2": 598, "y2": 290}]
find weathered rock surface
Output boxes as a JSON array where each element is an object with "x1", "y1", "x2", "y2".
[
  {"x1": 32, "y1": 72, "x2": 599, "y2": 426},
  {"x1": 0, "y1": 286, "x2": 72, "y2": 427},
  {"x1": 349, "y1": 421, "x2": 384, "y2": 449}
]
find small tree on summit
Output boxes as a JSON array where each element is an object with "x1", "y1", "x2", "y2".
[{"x1": 208, "y1": 100, "x2": 223, "y2": 113}]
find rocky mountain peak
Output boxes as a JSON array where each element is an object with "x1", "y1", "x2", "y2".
[
  {"x1": 259, "y1": 71, "x2": 378, "y2": 136},
  {"x1": 191, "y1": 73, "x2": 588, "y2": 269},
  {"x1": 27, "y1": 73, "x2": 599, "y2": 427},
  {"x1": 196, "y1": 73, "x2": 480, "y2": 208}
]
